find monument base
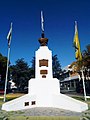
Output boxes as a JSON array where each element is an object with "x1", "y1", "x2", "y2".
[
  {"x1": 2, "y1": 78, "x2": 88, "y2": 112},
  {"x1": 2, "y1": 93, "x2": 88, "y2": 112}
]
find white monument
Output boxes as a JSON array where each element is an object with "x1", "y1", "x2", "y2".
[{"x1": 2, "y1": 11, "x2": 88, "y2": 112}]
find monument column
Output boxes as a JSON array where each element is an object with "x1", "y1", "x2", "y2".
[{"x1": 35, "y1": 11, "x2": 53, "y2": 79}]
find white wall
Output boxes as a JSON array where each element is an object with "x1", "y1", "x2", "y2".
[
  {"x1": 2, "y1": 94, "x2": 37, "y2": 111},
  {"x1": 35, "y1": 46, "x2": 53, "y2": 79},
  {"x1": 29, "y1": 78, "x2": 60, "y2": 95}
]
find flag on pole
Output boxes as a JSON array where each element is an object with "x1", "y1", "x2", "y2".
[
  {"x1": 7, "y1": 22, "x2": 12, "y2": 47},
  {"x1": 73, "y1": 22, "x2": 87, "y2": 101},
  {"x1": 4, "y1": 22, "x2": 12, "y2": 102},
  {"x1": 41, "y1": 11, "x2": 44, "y2": 32},
  {"x1": 73, "y1": 21, "x2": 82, "y2": 61}
]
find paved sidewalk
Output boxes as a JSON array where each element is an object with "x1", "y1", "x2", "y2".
[{"x1": 21, "y1": 107, "x2": 82, "y2": 116}]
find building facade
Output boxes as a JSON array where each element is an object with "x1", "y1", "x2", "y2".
[{"x1": 60, "y1": 65, "x2": 90, "y2": 94}]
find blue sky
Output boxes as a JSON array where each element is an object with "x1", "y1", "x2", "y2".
[{"x1": 0, "y1": 0, "x2": 90, "y2": 68}]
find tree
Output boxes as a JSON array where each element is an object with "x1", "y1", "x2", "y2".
[
  {"x1": 0, "y1": 53, "x2": 7, "y2": 81},
  {"x1": 70, "y1": 44, "x2": 90, "y2": 93},
  {"x1": 52, "y1": 55, "x2": 62, "y2": 79},
  {"x1": 70, "y1": 44, "x2": 90, "y2": 72},
  {"x1": 82, "y1": 44, "x2": 90, "y2": 93},
  {"x1": 82, "y1": 44, "x2": 90, "y2": 68},
  {"x1": 30, "y1": 57, "x2": 35, "y2": 78},
  {"x1": 10, "y1": 58, "x2": 31, "y2": 92},
  {"x1": 10, "y1": 54, "x2": 62, "y2": 92}
]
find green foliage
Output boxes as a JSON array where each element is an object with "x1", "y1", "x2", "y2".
[
  {"x1": 0, "y1": 53, "x2": 7, "y2": 81},
  {"x1": 72, "y1": 44, "x2": 90, "y2": 72},
  {"x1": 71, "y1": 96, "x2": 85, "y2": 101},
  {"x1": 82, "y1": 44, "x2": 90, "y2": 68},
  {"x1": 6, "y1": 116, "x2": 80, "y2": 120},
  {"x1": 6, "y1": 54, "x2": 62, "y2": 92},
  {"x1": 30, "y1": 57, "x2": 35, "y2": 78},
  {"x1": 0, "y1": 53, "x2": 11, "y2": 91},
  {"x1": 52, "y1": 55, "x2": 62, "y2": 79},
  {"x1": 10, "y1": 58, "x2": 31, "y2": 92}
]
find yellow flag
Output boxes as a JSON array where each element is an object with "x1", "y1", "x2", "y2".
[{"x1": 73, "y1": 21, "x2": 82, "y2": 61}]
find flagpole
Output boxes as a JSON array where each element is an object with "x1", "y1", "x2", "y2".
[
  {"x1": 81, "y1": 66, "x2": 87, "y2": 101},
  {"x1": 3, "y1": 46, "x2": 10, "y2": 102},
  {"x1": 73, "y1": 21, "x2": 87, "y2": 101},
  {"x1": 3, "y1": 22, "x2": 12, "y2": 102}
]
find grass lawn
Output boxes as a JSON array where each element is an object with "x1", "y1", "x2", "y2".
[
  {"x1": 0, "y1": 116, "x2": 80, "y2": 120},
  {"x1": 0, "y1": 93, "x2": 24, "y2": 101}
]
